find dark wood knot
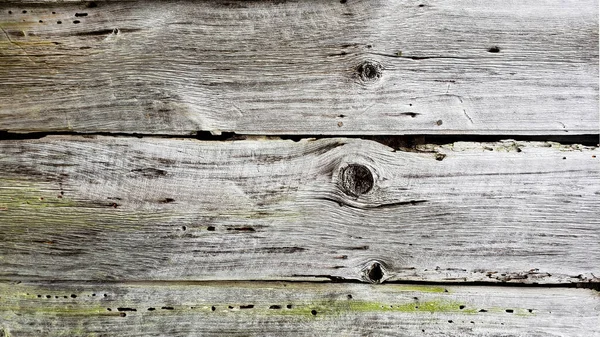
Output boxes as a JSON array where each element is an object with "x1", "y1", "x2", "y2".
[
  {"x1": 356, "y1": 61, "x2": 382, "y2": 82},
  {"x1": 340, "y1": 164, "x2": 374, "y2": 197}
]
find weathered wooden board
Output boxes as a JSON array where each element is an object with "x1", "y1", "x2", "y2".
[
  {"x1": 0, "y1": 0, "x2": 597, "y2": 135},
  {"x1": 1, "y1": 281, "x2": 598, "y2": 337},
  {"x1": 0, "y1": 136, "x2": 598, "y2": 283}
]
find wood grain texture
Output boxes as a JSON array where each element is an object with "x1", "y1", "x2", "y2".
[
  {"x1": 1, "y1": 281, "x2": 599, "y2": 337},
  {"x1": 0, "y1": 0, "x2": 598, "y2": 135},
  {"x1": 0, "y1": 136, "x2": 598, "y2": 283}
]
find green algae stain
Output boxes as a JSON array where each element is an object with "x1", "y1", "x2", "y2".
[
  {"x1": 0, "y1": 188, "x2": 77, "y2": 210},
  {"x1": 270, "y1": 300, "x2": 471, "y2": 317},
  {"x1": 387, "y1": 285, "x2": 448, "y2": 293},
  {"x1": 0, "y1": 178, "x2": 77, "y2": 210}
]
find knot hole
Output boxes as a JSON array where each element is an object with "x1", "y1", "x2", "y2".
[{"x1": 367, "y1": 262, "x2": 384, "y2": 283}]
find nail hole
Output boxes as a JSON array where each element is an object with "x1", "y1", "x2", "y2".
[
  {"x1": 75, "y1": 13, "x2": 88, "y2": 17},
  {"x1": 340, "y1": 164, "x2": 374, "y2": 197},
  {"x1": 488, "y1": 46, "x2": 501, "y2": 53},
  {"x1": 70, "y1": 294, "x2": 77, "y2": 298},
  {"x1": 57, "y1": 21, "x2": 62, "y2": 24},
  {"x1": 22, "y1": 10, "x2": 27, "y2": 14},
  {"x1": 505, "y1": 309, "x2": 514, "y2": 313},
  {"x1": 73, "y1": 20, "x2": 80, "y2": 24},
  {"x1": 311, "y1": 309, "x2": 317, "y2": 316},
  {"x1": 436, "y1": 120, "x2": 443, "y2": 126},
  {"x1": 286, "y1": 304, "x2": 292, "y2": 309},
  {"x1": 211, "y1": 306, "x2": 216, "y2": 311},
  {"x1": 117, "y1": 308, "x2": 136, "y2": 312}
]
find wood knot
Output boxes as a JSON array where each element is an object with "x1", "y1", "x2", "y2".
[
  {"x1": 340, "y1": 164, "x2": 373, "y2": 197},
  {"x1": 356, "y1": 61, "x2": 382, "y2": 82}
]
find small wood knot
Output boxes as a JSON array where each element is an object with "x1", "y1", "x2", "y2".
[
  {"x1": 341, "y1": 164, "x2": 373, "y2": 197},
  {"x1": 357, "y1": 61, "x2": 382, "y2": 82}
]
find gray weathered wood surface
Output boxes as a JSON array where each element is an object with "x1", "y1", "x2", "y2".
[
  {"x1": 1, "y1": 0, "x2": 598, "y2": 335},
  {"x1": 0, "y1": 0, "x2": 598, "y2": 135},
  {"x1": 1, "y1": 136, "x2": 598, "y2": 284},
  {"x1": 1, "y1": 281, "x2": 598, "y2": 337}
]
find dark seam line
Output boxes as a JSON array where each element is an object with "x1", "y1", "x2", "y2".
[
  {"x1": 0, "y1": 131, "x2": 597, "y2": 147},
  {"x1": 1, "y1": 278, "x2": 598, "y2": 291}
]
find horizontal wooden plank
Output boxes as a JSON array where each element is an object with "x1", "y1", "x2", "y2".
[
  {"x1": 0, "y1": 136, "x2": 598, "y2": 283},
  {"x1": 1, "y1": 281, "x2": 598, "y2": 337},
  {"x1": 0, "y1": 0, "x2": 597, "y2": 135}
]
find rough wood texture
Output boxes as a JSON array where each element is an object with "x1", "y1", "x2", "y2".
[
  {"x1": 0, "y1": 0, "x2": 597, "y2": 135},
  {"x1": 1, "y1": 281, "x2": 598, "y2": 337},
  {"x1": 0, "y1": 136, "x2": 598, "y2": 283}
]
